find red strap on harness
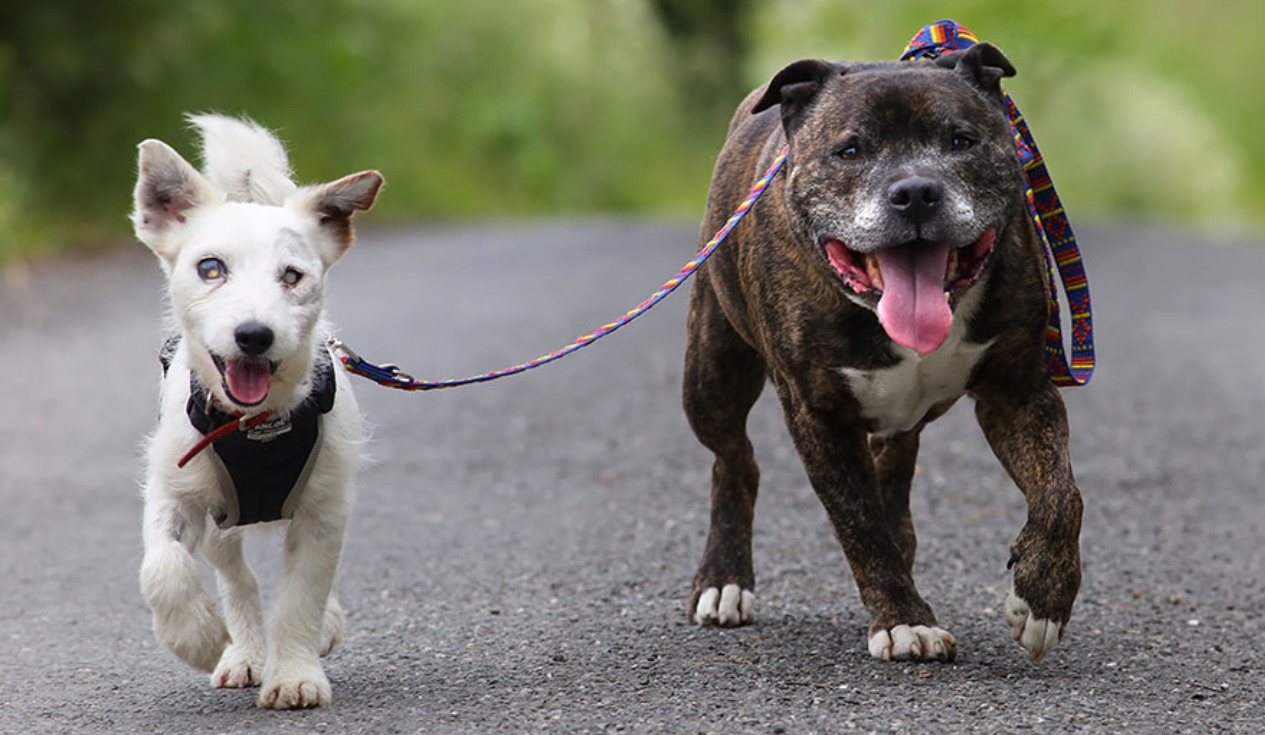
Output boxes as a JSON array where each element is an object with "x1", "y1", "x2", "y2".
[{"x1": 177, "y1": 411, "x2": 273, "y2": 468}]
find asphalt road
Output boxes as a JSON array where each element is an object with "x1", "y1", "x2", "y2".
[{"x1": 1, "y1": 220, "x2": 1262, "y2": 734}]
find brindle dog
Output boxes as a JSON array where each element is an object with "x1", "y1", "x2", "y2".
[{"x1": 682, "y1": 43, "x2": 1082, "y2": 662}]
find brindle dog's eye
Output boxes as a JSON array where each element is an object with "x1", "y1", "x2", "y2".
[
  {"x1": 281, "y1": 267, "x2": 304, "y2": 287},
  {"x1": 197, "y1": 257, "x2": 226, "y2": 281},
  {"x1": 951, "y1": 134, "x2": 976, "y2": 152},
  {"x1": 835, "y1": 142, "x2": 860, "y2": 160}
]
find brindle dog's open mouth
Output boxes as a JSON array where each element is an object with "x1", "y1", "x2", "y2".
[
  {"x1": 211, "y1": 353, "x2": 279, "y2": 407},
  {"x1": 822, "y1": 227, "x2": 996, "y2": 354}
]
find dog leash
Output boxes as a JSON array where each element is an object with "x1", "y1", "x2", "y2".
[
  {"x1": 334, "y1": 20, "x2": 1093, "y2": 391},
  {"x1": 902, "y1": 20, "x2": 1095, "y2": 387},
  {"x1": 330, "y1": 148, "x2": 788, "y2": 390}
]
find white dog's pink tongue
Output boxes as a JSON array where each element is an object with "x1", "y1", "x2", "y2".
[
  {"x1": 225, "y1": 360, "x2": 271, "y2": 405},
  {"x1": 874, "y1": 241, "x2": 953, "y2": 354}
]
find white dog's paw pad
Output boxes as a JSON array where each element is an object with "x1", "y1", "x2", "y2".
[
  {"x1": 694, "y1": 584, "x2": 755, "y2": 627},
  {"x1": 868, "y1": 625, "x2": 957, "y2": 662},
  {"x1": 1004, "y1": 590, "x2": 1063, "y2": 662}
]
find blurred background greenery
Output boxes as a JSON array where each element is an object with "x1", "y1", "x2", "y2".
[{"x1": 1, "y1": 0, "x2": 1261, "y2": 263}]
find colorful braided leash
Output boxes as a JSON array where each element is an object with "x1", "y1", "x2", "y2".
[
  {"x1": 331, "y1": 148, "x2": 788, "y2": 390},
  {"x1": 335, "y1": 20, "x2": 1093, "y2": 391},
  {"x1": 903, "y1": 20, "x2": 1095, "y2": 386}
]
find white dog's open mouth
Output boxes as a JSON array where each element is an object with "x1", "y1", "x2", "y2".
[
  {"x1": 822, "y1": 227, "x2": 995, "y2": 354},
  {"x1": 212, "y1": 354, "x2": 278, "y2": 407}
]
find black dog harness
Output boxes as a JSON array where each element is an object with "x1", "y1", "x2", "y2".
[{"x1": 161, "y1": 337, "x2": 336, "y2": 528}]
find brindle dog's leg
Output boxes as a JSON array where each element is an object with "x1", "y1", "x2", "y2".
[
  {"x1": 683, "y1": 277, "x2": 766, "y2": 626},
  {"x1": 870, "y1": 431, "x2": 922, "y2": 574},
  {"x1": 777, "y1": 389, "x2": 955, "y2": 662},
  {"x1": 975, "y1": 381, "x2": 1083, "y2": 662}
]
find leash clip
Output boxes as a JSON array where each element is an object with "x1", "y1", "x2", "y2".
[
  {"x1": 327, "y1": 337, "x2": 359, "y2": 364},
  {"x1": 328, "y1": 336, "x2": 416, "y2": 384}
]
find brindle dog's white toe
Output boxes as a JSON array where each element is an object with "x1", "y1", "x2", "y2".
[
  {"x1": 694, "y1": 583, "x2": 756, "y2": 627},
  {"x1": 1004, "y1": 590, "x2": 1063, "y2": 662},
  {"x1": 868, "y1": 625, "x2": 957, "y2": 662}
]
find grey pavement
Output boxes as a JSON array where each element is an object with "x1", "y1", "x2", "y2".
[{"x1": 0, "y1": 220, "x2": 1262, "y2": 734}]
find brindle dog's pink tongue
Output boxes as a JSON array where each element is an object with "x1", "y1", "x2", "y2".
[
  {"x1": 874, "y1": 241, "x2": 953, "y2": 354},
  {"x1": 225, "y1": 360, "x2": 271, "y2": 405}
]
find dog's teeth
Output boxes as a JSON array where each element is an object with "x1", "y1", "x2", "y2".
[
  {"x1": 946, "y1": 246, "x2": 959, "y2": 280},
  {"x1": 866, "y1": 253, "x2": 884, "y2": 289}
]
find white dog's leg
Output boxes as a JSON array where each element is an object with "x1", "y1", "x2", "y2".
[
  {"x1": 258, "y1": 508, "x2": 346, "y2": 709},
  {"x1": 139, "y1": 496, "x2": 227, "y2": 672},
  {"x1": 203, "y1": 530, "x2": 266, "y2": 687}
]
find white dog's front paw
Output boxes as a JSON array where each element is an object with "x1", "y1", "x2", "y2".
[
  {"x1": 259, "y1": 663, "x2": 331, "y2": 709},
  {"x1": 868, "y1": 625, "x2": 957, "y2": 662},
  {"x1": 211, "y1": 642, "x2": 263, "y2": 688},
  {"x1": 694, "y1": 583, "x2": 756, "y2": 627},
  {"x1": 1004, "y1": 590, "x2": 1063, "y2": 662},
  {"x1": 152, "y1": 600, "x2": 229, "y2": 673}
]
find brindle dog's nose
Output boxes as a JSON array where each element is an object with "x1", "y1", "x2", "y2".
[
  {"x1": 887, "y1": 176, "x2": 944, "y2": 225},
  {"x1": 234, "y1": 321, "x2": 274, "y2": 356}
]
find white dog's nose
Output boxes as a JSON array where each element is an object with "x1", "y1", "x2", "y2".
[{"x1": 235, "y1": 321, "x2": 275, "y2": 356}]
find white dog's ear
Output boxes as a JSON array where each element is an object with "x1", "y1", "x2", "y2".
[
  {"x1": 132, "y1": 139, "x2": 224, "y2": 262},
  {"x1": 289, "y1": 170, "x2": 384, "y2": 267}
]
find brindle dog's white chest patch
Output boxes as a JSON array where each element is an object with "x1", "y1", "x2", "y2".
[{"x1": 837, "y1": 286, "x2": 992, "y2": 436}]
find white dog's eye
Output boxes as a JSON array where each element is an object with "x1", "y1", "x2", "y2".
[
  {"x1": 197, "y1": 258, "x2": 227, "y2": 281},
  {"x1": 281, "y1": 267, "x2": 304, "y2": 287}
]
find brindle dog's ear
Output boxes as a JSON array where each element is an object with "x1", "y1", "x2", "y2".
[
  {"x1": 936, "y1": 42, "x2": 1016, "y2": 104},
  {"x1": 751, "y1": 59, "x2": 843, "y2": 132}
]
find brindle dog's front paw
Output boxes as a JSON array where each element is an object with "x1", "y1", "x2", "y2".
[
  {"x1": 1006, "y1": 528, "x2": 1081, "y2": 661},
  {"x1": 868, "y1": 624, "x2": 957, "y2": 662},
  {"x1": 691, "y1": 583, "x2": 755, "y2": 627}
]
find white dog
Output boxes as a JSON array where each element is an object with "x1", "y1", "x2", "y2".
[{"x1": 132, "y1": 114, "x2": 382, "y2": 709}]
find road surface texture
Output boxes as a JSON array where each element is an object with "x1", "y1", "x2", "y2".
[{"x1": 1, "y1": 220, "x2": 1262, "y2": 734}]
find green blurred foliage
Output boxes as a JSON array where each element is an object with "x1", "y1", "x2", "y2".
[
  {"x1": 1, "y1": 0, "x2": 1262, "y2": 263},
  {"x1": 0, "y1": 0, "x2": 718, "y2": 262},
  {"x1": 648, "y1": 0, "x2": 752, "y2": 120}
]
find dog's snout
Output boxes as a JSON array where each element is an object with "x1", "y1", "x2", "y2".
[
  {"x1": 234, "y1": 321, "x2": 275, "y2": 356},
  {"x1": 887, "y1": 176, "x2": 944, "y2": 224}
]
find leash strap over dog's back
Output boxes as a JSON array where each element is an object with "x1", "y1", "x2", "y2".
[{"x1": 903, "y1": 20, "x2": 1095, "y2": 387}]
